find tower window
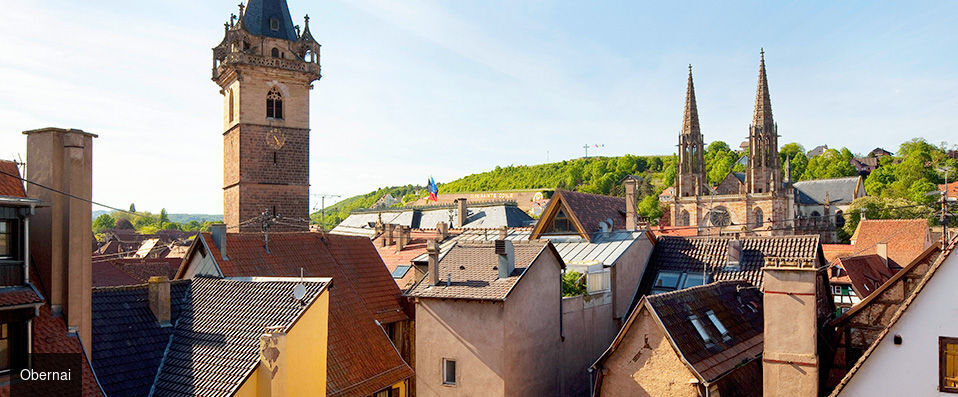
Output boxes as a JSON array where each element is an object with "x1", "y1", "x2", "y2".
[
  {"x1": 270, "y1": 18, "x2": 280, "y2": 31},
  {"x1": 754, "y1": 208, "x2": 764, "y2": 227},
  {"x1": 271, "y1": 48, "x2": 280, "y2": 58},
  {"x1": 228, "y1": 89, "x2": 234, "y2": 122},
  {"x1": 266, "y1": 88, "x2": 283, "y2": 119}
]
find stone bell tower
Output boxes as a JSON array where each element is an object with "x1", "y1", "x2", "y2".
[{"x1": 212, "y1": 0, "x2": 321, "y2": 232}]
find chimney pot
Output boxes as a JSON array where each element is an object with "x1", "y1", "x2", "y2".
[
  {"x1": 427, "y1": 239, "x2": 440, "y2": 286},
  {"x1": 398, "y1": 226, "x2": 409, "y2": 250},
  {"x1": 148, "y1": 276, "x2": 171, "y2": 326},
  {"x1": 211, "y1": 223, "x2": 228, "y2": 260},
  {"x1": 455, "y1": 199, "x2": 467, "y2": 228},
  {"x1": 385, "y1": 224, "x2": 395, "y2": 246},
  {"x1": 625, "y1": 177, "x2": 638, "y2": 231},
  {"x1": 496, "y1": 240, "x2": 515, "y2": 279}
]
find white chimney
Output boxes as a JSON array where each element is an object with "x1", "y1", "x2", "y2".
[{"x1": 496, "y1": 240, "x2": 515, "y2": 279}]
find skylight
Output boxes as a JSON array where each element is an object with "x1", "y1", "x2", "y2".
[
  {"x1": 689, "y1": 315, "x2": 711, "y2": 343},
  {"x1": 706, "y1": 310, "x2": 731, "y2": 341}
]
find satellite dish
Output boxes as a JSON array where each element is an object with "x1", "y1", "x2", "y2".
[{"x1": 293, "y1": 283, "x2": 306, "y2": 301}]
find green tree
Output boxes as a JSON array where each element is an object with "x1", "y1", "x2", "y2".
[
  {"x1": 92, "y1": 214, "x2": 115, "y2": 233},
  {"x1": 562, "y1": 271, "x2": 586, "y2": 297},
  {"x1": 637, "y1": 195, "x2": 664, "y2": 225},
  {"x1": 129, "y1": 203, "x2": 136, "y2": 212},
  {"x1": 801, "y1": 149, "x2": 857, "y2": 180},
  {"x1": 159, "y1": 208, "x2": 169, "y2": 223}
]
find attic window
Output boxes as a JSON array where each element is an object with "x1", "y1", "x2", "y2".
[
  {"x1": 547, "y1": 208, "x2": 574, "y2": 234},
  {"x1": 270, "y1": 18, "x2": 280, "y2": 31},
  {"x1": 651, "y1": 271, "x2": 709, "y2": 294},
  {"x1": 689, "y1": 315, "x2": 713, "y2": 344},
  {"x1": 391, "y1": 265, "x2": 411, "y2": 279},
  {"x1": 706, "y1": 310, "x2": 731, "y2": 341}
]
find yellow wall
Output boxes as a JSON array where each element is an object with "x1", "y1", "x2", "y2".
[{"x1": 234, "y1": 288, "x2": 330, "y2": 396}]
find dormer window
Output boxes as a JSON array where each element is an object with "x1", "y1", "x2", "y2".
[
  {"x1": 547, "y1": 208, "x2": 573, "y2": 234},
  {"x1": 266, "y1": 88, "x2": 283, "y2": 119},
  {"x1": 270, "y1": 18, "x2": 280, "y2": 31},
  {"x1": 271, "y1": 48, "x2": 280, "y2": 58}
]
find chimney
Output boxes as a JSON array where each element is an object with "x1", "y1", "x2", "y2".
[
  {"x1": 385, "y1": 224, "x2": 395, "y2": 246},
  {"x1": 211, "y1": 223, "x2": 228, "y2": 260},
  {"x1": 426, "y1": 239, "x2": 440, "y2": 286},
  {"x1": 625, "y1": 177, "x2": 638, "y2": 231},
  {"x1": 398, "y1": 226, "x2": 409, "y2": 250},
  {"x1": 726, "y1": 239, "x2": 742, "y2": 270},
  {"x1": 258, "y1": 326, "x2": 287, "y2": 397},
  {"x1": 148, "y1": 276, "x2": 171, "y2": 326},
  {"x1": 455, "y1": 198, "x2": 467, "y2": 228},
  {"x1": 437, "y1": 222, "x2": 449, "y2": 240},
  {"x1": 875, "y1": 242, "x2": 888, "y2": 267},
  {"x1": 496, "y1": 240, "x2": 515, "y2": 279},
  {"x1": 498, "y1": 226, "x2": 508, "y2": 240},
  {"x1": 24, "y1": 127, "x2": 97, "y2": 355},
  {"x1": 762, "y1": 258, "x2": 821, "y2": 396}
]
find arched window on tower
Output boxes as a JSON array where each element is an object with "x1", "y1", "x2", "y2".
[
  {"x1": 680, "y1": 210, "x2": 690, "y2": 227},
  {"x1": 266, "y1": 88, "x2": 283, "y2": 119},
  {"x1": 271, "y1": 48, "x2": 280, "y2": 58},
  {"x1": 754, "y1": 208, "x2": 764, "y2": 228},
  {"x1": 228, "y1": 89, "x2": 234, "y2": 122}
]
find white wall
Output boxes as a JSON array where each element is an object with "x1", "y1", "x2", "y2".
[{"x1": 839, "y1": 248, "x2": 958, "y2": 395}]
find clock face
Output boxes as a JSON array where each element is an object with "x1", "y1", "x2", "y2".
[{"x1": 266, "y1": 128, "x2": 286, "y2": 150}]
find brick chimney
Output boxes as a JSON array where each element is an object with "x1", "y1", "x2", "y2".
[
  {"x1": 624, "y1": 177, "x2": 639, "y2": 231},
  {"x1": 397, "y1": 226, "x2": 409, "y2": 250},
  {"x1": 496, "y1": 240, "x2": 515, "y2": 279},
  {"x1": 437, "y1": 222, "x2": 449, "y2": 240},
  {"x1": 385, "y1": 224, "x2": 395, "y2": 246},
  {"x1": 258, "y1": 326, "x2": 288, "y2": 397},
  {"x1": 762, "y1": 258, "x2": 821, "y2": 397},
  {"x1": 875, "y1": 242, "x2": 888, "y2": 267},
  {"x1": 211, "y1": 223, "x2": 228, "y2": 260},
  {"x1": 24, "y1": 127, "x2": 97, "y2": 355},
  {"x1": 148, "y1": 276, "x2": 171, "y2": 326},
  {"x1": 426, "y1": 239, "x2": 440, "y2": 286},
  {"x1": 455, "y1": 198, "x2": 467, "y2": 228}
]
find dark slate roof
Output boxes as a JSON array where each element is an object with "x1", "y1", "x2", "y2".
[
  {"x1": 635, "y1": 235, "x2": 823, "y2": 298},
  {"x1": 647, "y1": 281, "x2": 764, "y2": 382},
  {"x1": 792, "y1": 176, "x2": 861, "y2": 205},
  {"x1": 151, "y1": 277, "x2": 330, "y2": 397},
  {"x1": 242, "y1": 0, "x2": 298, "y2": 41},
  {"x1": 548, "y1": 189, "x2": 627, "y2": 238},
  {"x1": 733, "y1": 172, "x2": 745, "y2": 183},
  {"x1": 405, "y1": 240, "x2": 559, "y2": 301},
  {"x1": 92, "y1": 281, "x2": 191, "y2": 397}
]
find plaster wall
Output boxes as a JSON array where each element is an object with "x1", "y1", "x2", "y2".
[
  {"x1": 561, "y1": 293, "x2": 615, "y2": 397},
  {"x1": 598, "y1": 304, "x2": 698, "y2": 397},
  {"x1": 762, "y1": 268, "x2": 819, "y2": 397},
  {"x1": 839, "y1": 250, "x2": 958, "y2": 396},
  {"x1": 613, "y1": 236, "x2": 654, "y2": 320}
]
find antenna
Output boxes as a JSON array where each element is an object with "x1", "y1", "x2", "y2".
[{"x1": 311, "y1": 193, "x2": 341, "y2": 231}]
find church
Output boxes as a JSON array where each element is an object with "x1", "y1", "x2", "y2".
[{"x1": 670, "y1": 51, "x2": 796, "y2": 237}]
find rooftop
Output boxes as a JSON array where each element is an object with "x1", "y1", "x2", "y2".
[{"x1": 792, "y1": 176, "x2": 862, "y2": 205}]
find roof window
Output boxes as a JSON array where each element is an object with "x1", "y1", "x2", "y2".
[
  {"x1": 391, "y1": 265, "x2": 411, "y2": 279},
  {"x1": 706, "y1": 310, "x2": 731, "y2": 341},
  {"x1": 689, "y1": 315, "x2": 713, "y2": 344},
  {"x1": 651, "y1": 271, "x2": 710, "y2": 294},
  {"x1": 270, "y1": 17, "x2": 280, "y2": 31}
]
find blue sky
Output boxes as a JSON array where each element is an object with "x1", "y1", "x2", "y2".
[{"x1": 1, "y1": 0, "x2": 956, "y2": 214}]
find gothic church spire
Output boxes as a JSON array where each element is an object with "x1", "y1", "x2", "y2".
[
  {"x1": 752, "y1": 49, "x2": 773, "y2": 127},
  {"x1": 682, "y1": 65, "x2": 701, "y2": 137}
]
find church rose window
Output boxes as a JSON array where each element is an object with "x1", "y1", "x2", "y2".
[{"x1": 266, "y1": 88, "x2": 283, "y2": 119}]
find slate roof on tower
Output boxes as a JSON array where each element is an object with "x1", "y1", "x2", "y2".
[{"x1": 242, "y1": 0, "x2": 298, "y2": 41}]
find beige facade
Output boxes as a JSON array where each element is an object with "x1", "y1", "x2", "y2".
[
  {"x1": 597, "y1": 304, "x2": 698, "y2": 397},
  {"x1": 671, "y1": 191, "x2": 793, "y2": 236},
  {"x1": 762, "y1": 266, "x2": 821, "y2": 397}
]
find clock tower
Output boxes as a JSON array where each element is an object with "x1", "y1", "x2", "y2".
[{"x1": 212, "y1": 0, "x2": 321, "y2": 231}]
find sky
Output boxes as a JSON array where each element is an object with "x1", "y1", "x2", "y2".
[{"x1": 1, "y1": 0, "x2": 956, "y2": 214}]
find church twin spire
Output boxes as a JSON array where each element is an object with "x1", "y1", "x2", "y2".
[
  {"x1": 682, "y1": 65, "x2": 701, "y2": 137},
  {"x1": 752, "y1": 49, "x2": 774, "y2": 128}
]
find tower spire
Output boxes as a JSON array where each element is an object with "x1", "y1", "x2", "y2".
[
  {"x1": 753, "y1": 48, "x2": 773, "y2": 127},
  {"x1": 682, "y1": 64, "x2": 701, "y2": 136}
]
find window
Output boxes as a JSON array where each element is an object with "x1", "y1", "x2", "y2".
[
  {"x1": 753, "y1": 208, "x2": 764, "y2": 227},
  {"x1": 442, "y1": 358, "x2": 457, "y2": 385},
  {"x1": 709, "y1": 206, "x2": 731, "y2": 227},
  {"x1": 651, "y1": 271, "x2": 710, "y2": 294},
  {"x1": 683, "y1": 273, "x2": 707, "y2": 289},
  {"x1": 548, "y1": 208, "x2": 574, "y2": 234},
  {"x1": 0, "y1": 221, "x2": 12, "y2": 258},
  {"x1": 835, "y1": 210, "x2": 845, "y2": 228},
  {"x1": 679, "y1": 210, "x2": 690, "y2": 227},
  {"x1": 392, "y1": 265, "x2": 411, "y2": 279},
  {"x1": 271, "y1": 47, "x2": 280, "y2": 58},
  {"x1": 228, "y1": 89, "x2": 234, "y2": 122},
  {"x1": 706, "y1": 310, "x2": 731, "y2": 341},
  {"x1": 266, "y1": 88, "x2": 283, "y2": 119},
  {"x1": 269, "y1": 17, "x2": 280, "y2": 31},
  {"x1": 0, "y1": 323, "x2": 8, "y2": 372},
  {"x1": 689, "y1": 315, "x2": 712, "y2": 344},
  {"x1": 942, "y1": 337, "x2": 958, "y2": 393}
]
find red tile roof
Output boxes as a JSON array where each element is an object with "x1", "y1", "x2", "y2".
[
  {"x1": 92, "y1": 257, "x2": 183, "y2": 287},
  {"x1": 0, "y1": 285, "x2": 44, "y2": 307},
  {"x1": 187, "y1": 232, "x2": 413, "y2": 397},
  {"x1": 0, "y1": 160, "x2": 26, "y2": 198},
  {"x1": 30, "y1": 304, "x2": 105, "y2": 396},
  {"x1": 939, "y1": 181, "x2": 958, "y2": 198},
  {"x1": 837, "y1": 254, "x2": 895, "y2": 299},
  {"x1": 372, "y1": 229, "x2": 444, "y2": 290},
  {"x1": 850, "y1": 219, "x2": 932, "y2": 269}
]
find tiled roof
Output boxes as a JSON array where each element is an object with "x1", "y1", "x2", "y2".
[
  {"x1": 405, "y1": 240, "x2": 559, "y2": 301},
  {"x1": 829, "y1": 235, "x2": 957, "y2": 396},
  {"x1": 636, "y1": 235, "x2": 823, "y2": 297},
  {"x1": 151, "y1": 277, "x2": 330, "y2": 397},
  {"x1": 31, "y1": 304, "x2": 105, "y2": 396},
  {"x1": 92, "y1": 281, "x2": 191, "y2": 397},
  {"x1": 373, "y1": 229, "x2": 446, "y2": 290},
  {"x1": 837, "y1": 254, "x2": 894, "y2": 299},
  {"x1": 189, "y1": 232, "x2": 414, "y2": 396},
  {"x1": 331, "y1": 203, "x2": 534, "y2": 237},
  {"x1": 647, "y1": 281, "x2": 764, "y2": 382},
  {"x1": 792, "y1": 176, "x2": 862, "y2": 205},
  {"x1": 554, "y1": 189, "x2": 627, "y2": 236},
  {"x1": 0, "y1": 160, "x2": 26, "y2": 197},
  {"x1": 939, "y1": 181, "x2": 958, "y2": 199},
  {"x1": 0, "y1": 284, "x2": 44, "y2": 307},
  {"x1": 849, "y1": 219, "x2": 931, "y2": 269},
  {"x1": 93, "y1": 258, "x2": 183, "y2": 288}
]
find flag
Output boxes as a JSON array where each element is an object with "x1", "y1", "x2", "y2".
[{"x1": 427, "y1": 177, "x2": 438, "y2": 202}]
